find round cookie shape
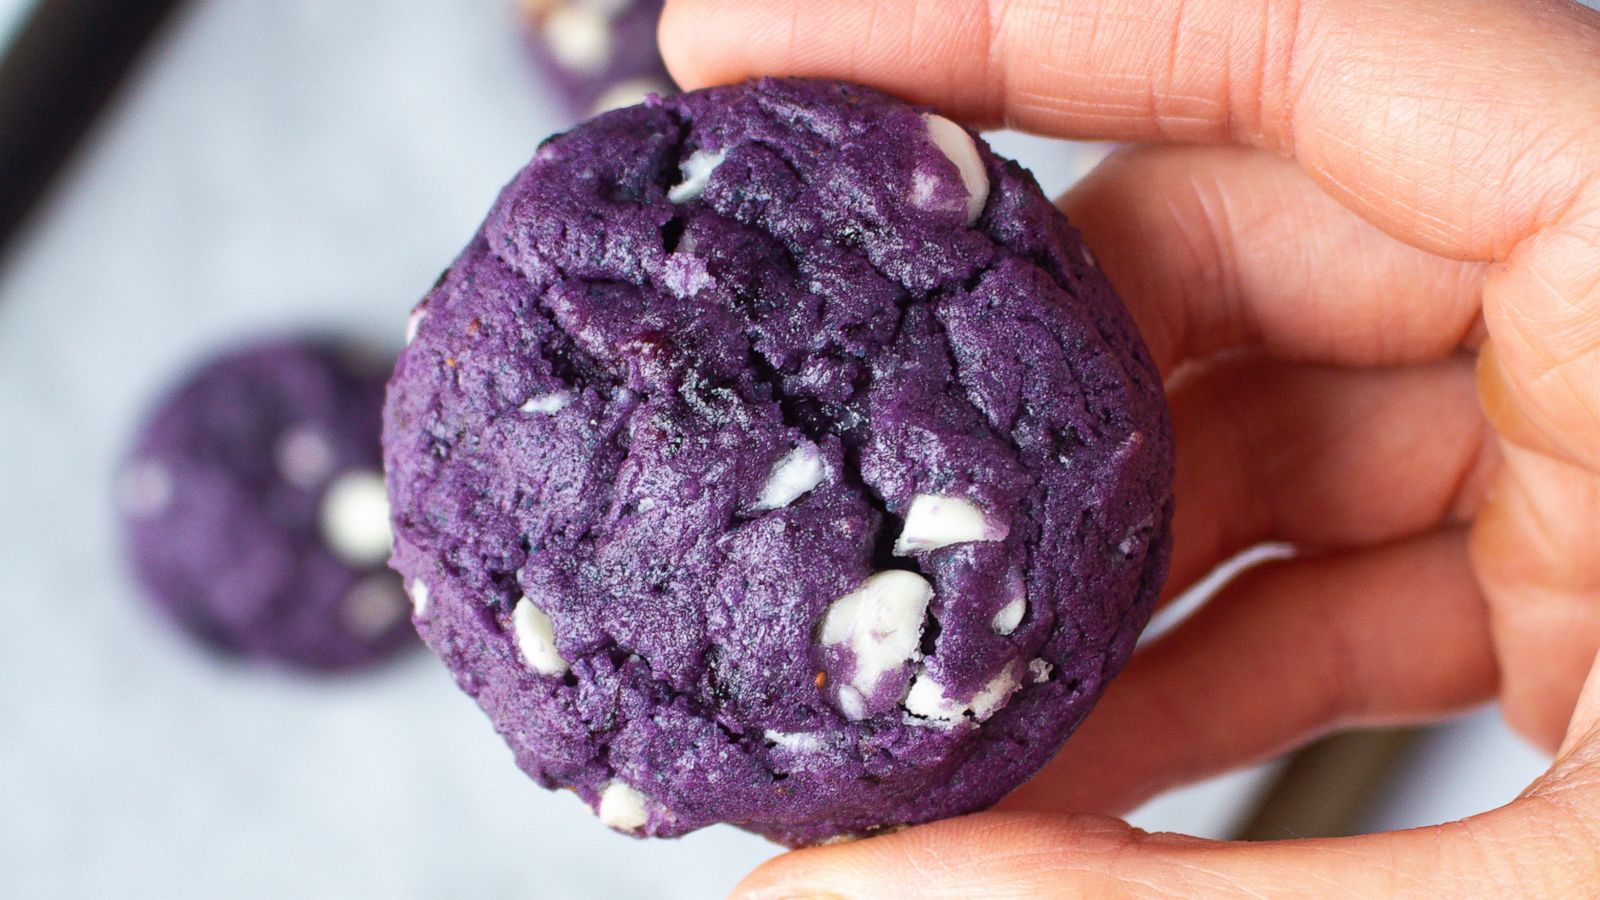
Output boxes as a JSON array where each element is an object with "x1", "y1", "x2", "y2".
[
  {"x1": 519, "y1": 0, "x2": 674, "y2": 117},
  {"x1": 121, "y1": 338, "x2": 412, "y2": 672},
  {"x1": 385, "y1": 78, "x2": 1174, "y2": 845}
]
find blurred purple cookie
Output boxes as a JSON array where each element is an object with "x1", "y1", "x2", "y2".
[
  {"x1": 120, "y1": 338, "x2": 412, "y2": 672},
  {"x1": 518, "y1": 0, "x2": 673, "y2": 117},
  {"x1": 385, "y1": 78, "x2": 1173, "y2": 844}
]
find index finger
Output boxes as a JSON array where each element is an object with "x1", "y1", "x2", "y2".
[{"x1": 661, "y1": 0, "x2": 1600, "y2": 263}]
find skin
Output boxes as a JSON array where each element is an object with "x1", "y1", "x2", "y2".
[{"x1": 655, "y1": 0, "x2": 1600, "y2": 896}]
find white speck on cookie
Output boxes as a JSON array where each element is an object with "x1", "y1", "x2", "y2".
[
  {"x1": 764, "y1": 730, "x2": 824, "y2": 753},
  {"x1": 1028, "y1": 658, "x2": 1054, "y2": 684},
  {"x1": 521, "y1": 390, "x2": 573, "y2": 414},
  {"x1": 668, "y1": 149, "x2": 728, "y2": 204},
  {"x1": 512, "y1": 597, "x2": 569, "y2": 675},
  {"x1": 320, "y1": 471, "x2": 393, "y2": 566},
  {"x1": 409, "y1": 579, "x2": 431, "y2": 617}
]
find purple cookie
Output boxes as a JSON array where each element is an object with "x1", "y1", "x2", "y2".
[
  {"x1": 386, "y1": 78, "x2": 1173, "y2": 844},
  {"x1": 518, "y1": 0, "x2": 674, "y2": 117},
  {"x1": 120, "y1": 338, "x2": 412, "y2": 672}
]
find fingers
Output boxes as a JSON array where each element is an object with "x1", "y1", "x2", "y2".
[
  {"x1": 732, "y1": 649, "x2": 1600, "y2": 900},
  {"x1": 1471, "y1": 218, "x2": 1600, "y2": 747},
  {"x1": 1557, "y1": 648, "x2": 1600, "y2": 763},
  {"x1": 1063, "y1": 145, "x2": 1484, "y2": 375},
  {"x1": 738, "y1": 722, "x2": 1600, "y2": 900},
  {"x1": 1162, "y1": 353, "x2": 1492, "y2": 603},
  {"x1": 1000, "y1": 529, "x2": 1495, "y2": 818},
  {"x1": 1471, "y1": 429, "x2": 1600, "y2": 749},
  {"x1": 662, "y1": 0, "x2": 1600, "y2": 262},
  {"x1": 730, "y1": 804, "x2": 1596, "y2": 899}
]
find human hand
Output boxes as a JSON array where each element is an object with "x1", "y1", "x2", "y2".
[{"x1": 659, "y1": 0, "x2": 1600, "y2": 894}]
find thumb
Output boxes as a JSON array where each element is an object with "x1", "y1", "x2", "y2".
[
  {"x1": 733, "y1": 654, "x2": 1600, "y2": 899},
  {"x1": 731, "y1": 811, "x2": 1450, "y2": 899},
  {"x1": 730, "y1": 810, "x2": 1586, "y2": 899}
]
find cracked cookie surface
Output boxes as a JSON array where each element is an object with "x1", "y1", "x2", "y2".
[{"x1": 383, "y1": 78, "x2": 1173, "y2": 845}]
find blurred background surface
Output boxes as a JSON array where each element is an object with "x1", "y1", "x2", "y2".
[{"x1": 0, "y1": 2, "x2": 1560, "y2": 898}]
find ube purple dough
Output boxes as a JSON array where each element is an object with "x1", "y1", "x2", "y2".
[
  {"x1": 519, "y1": 0, "x2": 673, "y2": 117},
  {"x1": 385, "y1": 78, "x2": 1174, "y2": 845},
  {"x1": 120, "y1": 338, "x2": 412, "y2": 672}
]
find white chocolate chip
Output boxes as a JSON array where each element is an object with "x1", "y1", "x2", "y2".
[
  {"x1": 923, "y1": 113, "x2": 989, "y2": 225},
  {"x1": 894, "y1": 494, "x2": 1006, "y2": 555},
  {"x1": 410, "y1": 579, "x2": 431, "y2": 616},
  {"x1": 1028, "y1": 658, "x2": 1053, "y2": 684},
  {"x1": 764, "y1": 730, "x2": 824, "y2": 754},
  {"x1": 755, "y1": 443, "x2": 826, "y2": 510},
  {"x1": 341, "y1": 573, "x2": 409, "y2": 639},
  {"x1": 992, "y1": 597, "x2": 1026, "y2": 635},
  {"x1": 906, "y1": 660, "x2": 1022, "y2": 723},
  {"x1": 667, "y1": 149, "x2": 728, "y2": 204},
  {"x1": 969, "y1": 660, "x2": 1023, "y2": 720},
  {"x1": 543, "y1": 5, "x2": 613, "y2": 74},
  {"x1": 275, "y1": 424, "x2": 336, "y2": 490},
  {"x1": 512, "y1": 597, "x2": 569, "y2": 675},
  {"x1": 521, "y1": 390, "x2": 573, "y2": 414},
  {"x1": 836, "y1": 685, "x2": 866, "y2": 721},
  {"x1": 820, "y1": 570, "x2": 932, "y2": 706},
  {"x1": 117, "y1": 460, "x2": 173, "y2": 518},
  {"x1": 320, "y1": 471, "x2": 393, "y2": 566},
  {"x1": 903, "y1": 672, "x2": 963, "y2": 722},
  {"x1": 590, "y1": 77, "x2": 672, "y2": 115},
  {"x1": 992, "y1": 575, "x2": 1026, "y2": 635},
  {"x1": 596, "y1": 781, "x2": 649, "y2": 832},
  {"x1": 404, "y1": 305, "x2": 427, "y2": 345}
]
